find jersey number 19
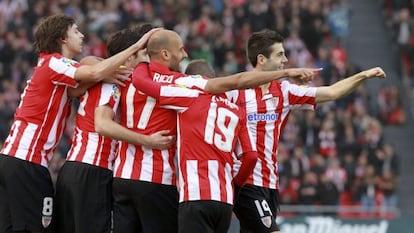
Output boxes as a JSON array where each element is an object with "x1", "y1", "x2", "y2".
[{"x1": 204, "y1": 102, "x2": 238, "y2": 152}]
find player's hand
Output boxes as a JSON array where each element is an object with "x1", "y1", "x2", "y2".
[
  {"x1": 135, "y1": 28, "x2": 162, "y2": 49},
  {"x1": 285, "y1": 67, "x2": 322, "y2": 83},
  {"x1": 103, "y1": 66, "x2": 132, "y2": 87},
  {"x1": 146, "y1": 130, "x2": 175, "y2": 150},
  {"x1": 137, "y1": 49, "x2": 150, "y2": 63},
  {"x1": 362, "y1": 67, "x2": 386, "y2": 79}
]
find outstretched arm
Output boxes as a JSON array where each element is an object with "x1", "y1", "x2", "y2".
[
  {"x1": 315, "y1": 67, "x2": 386, "y2": 103},
  {"x1": 203, "y1": 68, "x2": 321, "y2": 94},
  {"x1": 95, "y1": 105, "x2": 174, "y2": 149}
]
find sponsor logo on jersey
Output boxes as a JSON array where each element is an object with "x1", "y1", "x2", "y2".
[
  {"x1": 175, "y1": 83, "x2": 188, "y2": 88},
  {"x1": 60, "y1": 57, "x2": 78, "y2": 66},
  {"x1": 247, "y1": 112, "x2": 278, "y2": 122},
  {"x1": 112, "y1": 85, "x2": 120, "y2": 99},
  {"x1": 189, "y1": 74, "x2": 203, "y2": 79}
]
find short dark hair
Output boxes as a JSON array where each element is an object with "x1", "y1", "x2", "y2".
[
  {"x1": 246, "y1": 29, "x2": 284, "y2": 67},
  {"x1": 185, "y1": 59, "x2": 216, "y2": 78},
  {"x1": 106, "y1": 23, "x2": 154, "y2": 57},
  {"x1": 34, "y1": 14, "x2": 75, "y2": 54}
]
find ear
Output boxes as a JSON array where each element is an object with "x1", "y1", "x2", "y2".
[
  {"x1": 60, "y1": 37, "x2": 67, "y2": 44},
  {"x1": 257, "y1": 54, "x2": 266, "y2": 65},
  {"x1": 161, "y1": 49, "x2": 170, "y2": 60}
]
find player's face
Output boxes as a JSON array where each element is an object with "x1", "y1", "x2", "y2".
[
  {"x1": 63, "y1": 24, "x2": 85, "y2": 57},
  {"x1": 262, "y1": 42, "x2": 288, "y2": 71},
  {"x1": 168, "y1": 35, "x2": 188, "y2": 71}
]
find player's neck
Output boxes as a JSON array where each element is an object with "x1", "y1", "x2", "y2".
[
  {"x1": 150, "y1": 59, "x2": 173, "y2": 71},
  {"x1": 61, "y1": 46, "x2": 76, "y2": 59}
]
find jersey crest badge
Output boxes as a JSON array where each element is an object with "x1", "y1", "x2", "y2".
[{"x1": 261, "y1": 216, "x2": 272, "y2": 228}]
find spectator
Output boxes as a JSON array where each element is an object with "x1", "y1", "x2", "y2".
[
  {"x1": 378, "y1": 85, "x2": 406, "y2": 125},
  {"x1": 310, "y1": 153, "x2": 327, "y2": 176},
  {"x1": 298, "y1": 171, "x2": 319, "y2": 206},
  {"x1": 327, "y1": 0, "x2": 351, "y2": 40},
  {"x1": 318, "y1": 119, "x2": 337, "y2": 157},
  {"x1": 378, "y1": 169, "x2": 398, "y2": 216},
  {"x1": 341, "y1": 152, "x2": 356, "y2": 191},
  {"x1": 325, "y1": 157, "x2": 347, "y2": 192},
  {"x1": 357, "y1": 165, "x2": 379, "y2": 215},
  {"x1": 286, "y1": 146, "x2": 311, "y2": 180},
  {"x1": 318, "y1": 173, "x2": 340, "y2": 215},
  {"x1": 394, "y1": 8, "x2": 412, "y2": 62},
  {"x1": 382, "y1": 143, "x2": 400, "y2": 175},
  {"x1": 282, "y1": 113, "x2": 301, "y2": 151},
  {"x1": 279, "y1": 176, "x2": 299, "y2": 205},
  {"x1": 299, "y1": 111, "x2": 321, "y2": 155}
]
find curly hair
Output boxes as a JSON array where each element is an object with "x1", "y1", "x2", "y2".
[{"x1": 34, "y1": 14, "x2": 75, "y2": 54}]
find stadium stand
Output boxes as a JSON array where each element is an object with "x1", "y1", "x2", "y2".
[{"x1": 0, "y1": 0, "x2": 410, "y2": 219}]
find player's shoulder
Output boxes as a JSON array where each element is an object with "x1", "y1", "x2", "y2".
[
  {"x1": 40, "y1": 53, "x2": 79, "y2": 68},
  {"x1": 174, "y1": 74, "x2": 208, "y2": 90}
]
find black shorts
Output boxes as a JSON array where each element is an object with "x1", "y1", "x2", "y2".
[
  {"x1": 112, "y1": 178, "x2": 178, "y2": 233},
  {"x1": 0, "y1": 154, "x2": 54, "y2": 232},
  {"x1": 53, "y1": 161, "x2": 113, "y2": 233},
  {"x1": 233, "y1": 184, "x2": 280, "y2": 233},
  {"x1": 178, "y1": 200, "x2": 233, "y2": 233}
]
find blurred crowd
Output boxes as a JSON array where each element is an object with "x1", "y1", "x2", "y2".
[
  {"x1": 0, "y1": 0, "x2": 406, "y2": 217},
  {"x1": 383, "y1": 0, "x2": 414, "y2": 112},
  {"x1": 386, "y1": 0, "x2": 414, "y2": 76}
]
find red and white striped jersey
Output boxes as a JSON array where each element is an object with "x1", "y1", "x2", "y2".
[
  {"x1": 150, "y1": 84, "x2": 255, "y2": 205},
  {"x1": 113, "y1": 61, "x2": 207, "y2": 185},
  {"x1": 66, "y1": 83, "x2": 120, "y2": 169},
  {"x1": 226, "y1": 80, "x2": 317, "y2": 189},
  {"x1": 1, "y1": 53, "x2": 79, "y2": 167}
]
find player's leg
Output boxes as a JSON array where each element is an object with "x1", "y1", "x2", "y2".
[
  {"x1": 233, "y1": 184, "x2": 280, "y2": 233},
  {"x1": 136, "y1": 182, "x2": 179, "y2": 233},
  {"x1": 178, "y1": 201, "x2": 232, "y2": 233},
  {"x1": 112, "y1": 178, "x2": 141, "y2": 233},
  {"x1": 211, "y1": 202, "x2": 233, "y2": 233},
  {"x1": 53, "y1": 164, "x2": 75, "y2": 233},
  {"x1": 0, "y1": 155, "x2": 13, "y2": 233},
  {"x1": 73, "y1": 162, "x2": 112, "y2": 233},
  {"x1": 268, "y1": 189, "x2": 281, "y2": 233},
  {"x1": 0, "y1": 155, "x2": 54, "y2": 233},
  {"x1": 54, "y1": 161, "x2": 113, "y2": 233}
]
